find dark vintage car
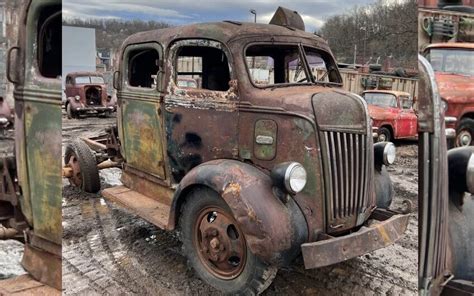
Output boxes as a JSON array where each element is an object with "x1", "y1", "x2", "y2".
[
  {"x1": 64, "y1": 72, "x2": 116, "y2": 119},
  {"x1": 64, "y1": 7, "x2": 410, "y2": 294},
  {"x1": 362, "y1": 90, "x2": 418, "y2": 142},
  {"x1": 418, "y1": 55, "x2": 474, "y2": 295}
]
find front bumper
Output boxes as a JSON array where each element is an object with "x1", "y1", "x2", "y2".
[{"x1": 301, "y1": 209, "x2": 409, "y2": 269}]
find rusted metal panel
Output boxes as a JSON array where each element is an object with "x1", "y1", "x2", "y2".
[
  {"x1": 121, "y1": 98, "x2": 166, "y2": 178},
  {"x1": 173, "y1": 159, "x2": 307, "y2": 265},
  {"x1": 301, "y1": 211, "x2": 409, "y2": 269},
  {"x1": 102, "y1": 185, "x2": 171, "y2": 230},
  {"x1": 21, "y1": 242, "x2": 61, "y2": 290}
]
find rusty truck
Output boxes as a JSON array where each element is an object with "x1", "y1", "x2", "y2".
[
  {"x1": 418, "y1": 55, "x2": 474, "y2": 295},
  {"x1": 64, "y1": 71, "x2": 116, "y2": 119},
  {"x1": 418, "y1": 3, "x2": 474, "y2": 147},
  {"x1": 362, "y1": 90, "x2": 418, "y2": 142},
  {"x1": 64, "y1": 7, "x2": 410, "y2": 294},
  {"x1": 0, "y1": 0, "x2": 61, "y2": 293}
]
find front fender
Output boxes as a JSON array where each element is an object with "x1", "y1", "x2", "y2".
[{"x1": 170, "y1": 159, "x2": 308, "y2": 266}]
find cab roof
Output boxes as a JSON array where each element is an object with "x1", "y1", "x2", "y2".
[
  {"x1": 66, "y1": 71, "x2": 104, "y2": 78},
  {"x1": 122, "y1": 21, "x2": 330, "y2": 51}
]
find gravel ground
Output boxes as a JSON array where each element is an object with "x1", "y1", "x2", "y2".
[
  {"x1": 62, "y1": 114, "x2": 419, "y2": 295},
  {"x1": 0, "y1": 240, "x2": 26, "y2": 280}
]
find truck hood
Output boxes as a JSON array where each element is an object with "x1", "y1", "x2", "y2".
[
  {"x1": 367, "y1": 104, "x2": 398, "y2": 121},
  {"x1": 435, "y1": 73, "x2": 474, "y2": 103},
  {"x1": 245, "y1": 86, "x2": 369, "y2": 133}
]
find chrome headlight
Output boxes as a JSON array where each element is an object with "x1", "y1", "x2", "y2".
[
  {"x1": 271, "y1": 162, "x2": 307, "y2": 194},
  {"x1": 374, "y1": 142, "x2": 396, "y2": 167},
  {"x1": 74, "y1": 95, "x2": 80, "y2": 101}
]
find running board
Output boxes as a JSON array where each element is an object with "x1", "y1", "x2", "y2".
[{"x1": 101, "y1": 186, "x2": 170, "y2": 229}]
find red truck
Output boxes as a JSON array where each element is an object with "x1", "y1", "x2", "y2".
[
  {"x1": 362, "y1": 90, "x2": 417, "y2": 142},
  {"x1": 423, "y1": 43, "x2": 474, "y2": 147}
]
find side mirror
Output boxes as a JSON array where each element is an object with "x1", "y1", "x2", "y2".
[{"x1": 113, "y1": 71, "x2": 121, "y2": 90}]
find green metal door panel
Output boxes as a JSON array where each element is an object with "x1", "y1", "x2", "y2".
[
  {"x1": 22, "y1": 95, "x2": 62, "y2": 245},
  {"x1": 122, "y1": 99, "x2": 165, "y2": 178}
]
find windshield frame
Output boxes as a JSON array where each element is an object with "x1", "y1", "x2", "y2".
[
  {"x1": 363, "y1": 92, "x2": 399, "y2": 109},
  {"x1": 425, "y1": 48, "x2": 474, "y2": 77},
  {"x1": 243, "y1": 41, "x2": 343, "y2": 89},
  {"x1": 74, "y1": 75, "x2": 105, "y2": 85}
]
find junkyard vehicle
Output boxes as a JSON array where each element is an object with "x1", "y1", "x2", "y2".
[
  {"x1": 64, "y1": 7, "x2": 409, "y2": 294},
  {"x1": 362, "y1": 90, "x2": 418, "y2": 142},
  {"x1": 64, "y1": 71, "x2": 116, "y2": 119},
  {"x1": 418, "y1": 55, "x2": 474, "y2": 295},
  {"x1": 0, "y1": 96, "x2": 13, "y2": 130},
  {"x1": 177, "y1": 77, "x2": 198, "y2": 88},
  {"x1": 0, "y1": 0, "x2": 61, "y2": 293},
  {"x1": 423, "y1": 43, "x2": 474, "y2": 147}
]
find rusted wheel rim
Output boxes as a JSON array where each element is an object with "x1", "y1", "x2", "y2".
[
  {"x1": 378, "y1": 133, "x2": 387, "y2": 142},
  {"x1": 457, "y1": 130, "x2": 472, "y2": 147},
  {"x1": 193, "y1": 206, "x2": 247, "y2": 279},
  {"x1": 67, "y1": 153, "x2": 82, "y2": 187}
]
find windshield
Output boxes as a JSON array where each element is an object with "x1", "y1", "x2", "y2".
[
  {"x1": 75, "y1": 76, "x2": 105, "y2": 84},
  {"x1": 363, "y1": 93, "x2": 398, "y2": 108},
  {"x1": 426, "y1": 48, "x2": 474, "y2": 76},
  {"x1": 245, "y1": 44, "x2": 341, "y2": 87}
]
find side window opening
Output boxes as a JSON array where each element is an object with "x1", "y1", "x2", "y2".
[
  {"x1": 37, "y1": 6, "x2": 61, "y2": 78},
  {"x1": 128, "y1": 48, "x2": 159, "y2": 88},
  {"x1": 401, "y1": 96, "x2": 413, "y2": 110},
  {"x1": 176, "y1": 46, "x2": 230, "y2": 91}
]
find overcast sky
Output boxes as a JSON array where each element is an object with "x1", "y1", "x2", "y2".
[{"x1": 63, "y1": 0, "x2": 406, "y2": 32}]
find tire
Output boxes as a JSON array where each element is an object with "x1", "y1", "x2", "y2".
[
  {"x1": 179, "y1": 187, "x2": 277, "y2": 295},
  {"x1": 377, "y1": 127, "x2": 392, "y2": 142},
  {"x1": 455, "y1": 118, "x2": 474, "y2": 147},
  {"x1": 66, "y1": 103, "x2": 76, "y2": 119},
  {"x1": 64, "y1": 139, "x2": 100, "y2": 193}
]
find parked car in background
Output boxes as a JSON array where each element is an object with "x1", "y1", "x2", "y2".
[
  {"x1": 362, "y1": 90, "x2": 417, "y2": 142},
  {"x1": 423, "y1": 43, "x2": 474, "y2": 147},
  {"x1": 64, "y1": 72, "x2": 116, "y2": 119}
]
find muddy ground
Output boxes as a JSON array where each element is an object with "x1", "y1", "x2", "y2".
[{"x1": 62, "y1": 113, "x2": 419, "y2": 296}]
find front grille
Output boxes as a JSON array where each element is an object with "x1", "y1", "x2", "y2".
[{"x1": 322, "y1": 131, "x2": 371, "y2": 230}]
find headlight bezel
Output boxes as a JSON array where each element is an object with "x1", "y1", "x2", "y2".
[
  {"x1": 271, "y1": 162, "x2": 307, "y2": 195},
  {"x1": 374, "y1": 142, "x2": 397, "y2": 168}
]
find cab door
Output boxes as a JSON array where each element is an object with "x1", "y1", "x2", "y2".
[
  {"x1": 9, "y1": 0, "x2": 62, "y2": 246},
  {"x1": 119, "y1": 43, "x2": 166, "y2": 179},
  {"x1": 396, "y1": 95, "x2": 417, "y2": 138}
]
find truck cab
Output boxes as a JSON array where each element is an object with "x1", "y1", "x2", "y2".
[
  {"x1": 362, "y1": 90, "x2": 418, "y2": 142},
  {"x1": 65, "y1": 7, "x2": 409, "y2": 294},
  {"x1": 423, "y1": 43, "x2": 474, "y2": 147}
]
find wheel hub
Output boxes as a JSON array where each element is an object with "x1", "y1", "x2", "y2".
[
  {"x1": 194, "y1": 207, "x2": 247, "y2": 279},
  {"x1": 378, "y1": 133, "x2": 387, "y2": 142},
  {"x1": 67, "y1": 153, "x2": 82, "y2": 187},
  {"x1": 457, "y1": 130, "x2": 472, "y2": 147}
]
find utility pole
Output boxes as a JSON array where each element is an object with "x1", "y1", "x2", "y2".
[{"x1": 250, "y1": 9, "x2": 257, "y2": 71}]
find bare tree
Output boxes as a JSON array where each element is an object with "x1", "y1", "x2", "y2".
[{"x1": 318, "y1": 0, "x2": 417, "y2": 69}]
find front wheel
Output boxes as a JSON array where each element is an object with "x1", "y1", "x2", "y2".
[
  {"x1": 64, "y1": 139, "x2": 100, "y2": 193},
  {"x1": 377, "y1": 127, "x2": 392, "y2": 142},
  {"x1": 456, "y1": 118, "x2": 474, "y2": 147},
  {"x1": 179, "y1": 187, "x2": 277, "y2": 295}
]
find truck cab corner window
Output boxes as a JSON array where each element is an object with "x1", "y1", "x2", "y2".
[
  {"x1": 176, "y1": 46, "x2": 230, "y2": 91},
  {"x1": 128, "y1": 48, "x2": 159, "y2": 88}
]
